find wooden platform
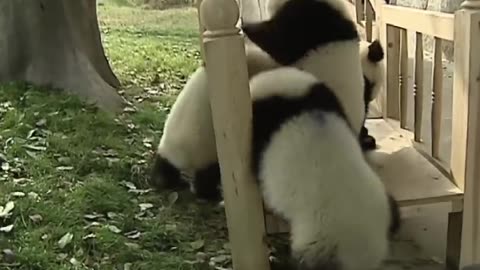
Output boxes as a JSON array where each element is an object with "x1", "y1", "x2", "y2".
[
  {"x1": 365, "y1": 119, "x2": 463, "y2": 207},
  {"x1": 265, "y1": 118, "x2": 464, "y2": 234}
]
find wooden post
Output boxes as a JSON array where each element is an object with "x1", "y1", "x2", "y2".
[
  {"x1": 195, "y1": 0, "x2": 206, "y2": 64},
  {"x1": 199, "y1": 0, "x2": 271, "y2": 269},
  {"x1": 449, "y1": 0, "x2": 480, "y2": 267},
  {"x1": 356, "y1": 0, "x2": 365, "y2": 23}
]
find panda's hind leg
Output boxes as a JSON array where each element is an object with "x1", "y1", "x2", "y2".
[
  {"x1": 360, "y1": 125, "x2": 377, "y2": 151},
  {"x1": 388, "y1": 194, "x2": 402, "y2": 238},
  {"x1": 150, "y1": 154, "x2": 189, "y2": 190},
  {"x1": 193, "y1": 162, "x2": 222, "y2": 202}
]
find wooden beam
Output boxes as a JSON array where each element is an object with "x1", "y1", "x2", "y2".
[
  {"x1": 381, "y1": 5, "x2": 454, "y2": 40},
  {"x1": 450, "y1": 6, "x2": 480, "y2": 268},
  {"x1": 200, "y1": 0, "x2": 270, "y2": 269}
]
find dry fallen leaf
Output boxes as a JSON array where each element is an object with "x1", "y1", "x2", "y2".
[
  {"x1": 139, "y1": 203, "x2": 153, "y2": 211},
  {"x1": 0, "y1": 224, "x2": 14, "y2": 233},
  {"x1": 58, "y1": 232, "x2": 74, "y2": 249},
  {"x1": 29, "y1": 214, "x2": 43, "y2": 223},
  {"x1": 11, "y1": 191, "x2": 25, "y2": 197},
  {"x1": 82, "y1": 233, "x2": 96, "y2": 240},
  {"x1": 106, "y1": 225, "x2": 122, "y2": 234},
  {"x1": 167, "y1": 192, "x2": 178, "y2": 206},
  {"x1": 2, "y1": 249, "x2": 15, "y2": 263},
  {"x1": 0, "y1": 201, "x2": 15, "y2": 218},
  {"x1": 190, "y1": 239, "x2": 205, "y2": 250}
]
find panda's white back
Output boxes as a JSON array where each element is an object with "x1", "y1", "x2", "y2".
[
  {"x1": 251, "y1": 67, "x2": 390, "y2": 270},
  {"x1": 359, "y1": 39, "x2": 385, "y2": 102},
  {"x1": 259, "y1": 112, "x2": 389, "y2": 269},
  {"x1": 296, "y1": 40, "x2": 365, "y2": 134},
  {"x1": 158, "y1": 66, "x2": 218, "y2": 173}
]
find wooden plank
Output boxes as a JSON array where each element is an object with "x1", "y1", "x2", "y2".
[
  {"x1": 414, "y1": 32, "x2": 424, "y2": 142},
  {"x1": 355, "y1": 0, "x2": 365, "y2": 23},
  {"x1": 386, "y1": 25, "x2": 401, "y2": 119},
  {"x1": 195, "y1": 0, "x2": 206, "y2": 64},
  {"x1": 365, "y1": 119, "x2": 463, "y2": 207},
  {"x1": 366, "y1": 0, "x2": 374, "y2": 42},
  {"x1": 399, "y1": 28, "x2": 409, "y2": 128},
  {"x1": 376, "y1": 0, "x2": 387, "y2": 117},
  {"x1": 200, "y1": 0, "x2": 270, "y2": 269},
  {"x1": 381, "y1": 5, "x2": 454, "y2": 41},
  {"x1": 451, "y1": 9, "x2": 480, "y2": 268},
  {"x1": 431, "y1": 37, "x2": 443, "y2": 159}
]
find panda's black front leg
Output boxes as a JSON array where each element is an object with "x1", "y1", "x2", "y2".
[
  {"x1": 193, "y1": 162, "x2": 223, "y2": 202},
  {"x1": 360, "y1": 125, "x2": 377, "y2": 151},
  {"x1": 150, "y1": 154, "x2": 190, "y2": 191}
]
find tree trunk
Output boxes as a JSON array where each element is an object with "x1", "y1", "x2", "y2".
[{"x1": 0, "y1": 0, "x2": 125, "y2": 112}]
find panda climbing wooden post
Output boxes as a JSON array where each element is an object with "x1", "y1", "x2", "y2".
[
  {"x1": 198, "y1": 0, "x2": 271, "y2": 270},
  {"x1": 449, "y1": 0, "x2": 480, "y2": 268}
]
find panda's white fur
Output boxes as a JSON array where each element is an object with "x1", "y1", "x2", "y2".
[
  {"x1": 360, "y1": 39, "x2": 385, "y2": 105},
  {"x1": 151, "y1": 46, "x2": 280, "y2": 199},
  {"x1": 250, "y1": 67, "x2": 392, "y2": 270},
  {"x1": 155, "y1": 66, "x2": 215, "y2": 179},
  {"x1": 242, "y1": 0, "x2": 366, "y2": 135},
  {"x1": 152, "y1": 0, "x2": 368, "y2": 201},
  {"x1": 358, "y1": 39, "x2": 386, "y2": 151}
]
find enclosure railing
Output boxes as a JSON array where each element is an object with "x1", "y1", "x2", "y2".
[
  {"x1": 357, "y1": 0, "x2": 480, "y2": 268},
  {"x1": 194, "y1": 0, "x2": 480, "y2": 269}
]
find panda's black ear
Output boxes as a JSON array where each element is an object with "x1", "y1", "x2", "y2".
[
  {"x1": 242, "y1": 22, "x2": 282, "y2": 60},
  {"x1": 367, "y1": 39, "x2": 385, "y2": 63}
]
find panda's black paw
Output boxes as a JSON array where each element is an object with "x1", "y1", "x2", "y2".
[
  {"x1": 150, "y1": 154, "x2": 189, "y2": 190},
  {"x1": 193, "y1": 162, "x2": 223, "y2": 203},
  {"x1": 360, "y1": 126, "x2": 377, "y2": 151},
  {"x1": 361, "y1": 134, "x2": 377, "y2": 151}
]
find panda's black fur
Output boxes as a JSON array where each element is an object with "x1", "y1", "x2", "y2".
[
  {"x1": 359, "y1": 39, "x2": 386, "y2": 151},
  {"x1": 242, "y1": 0, "x2": 366, "y2": 136}
]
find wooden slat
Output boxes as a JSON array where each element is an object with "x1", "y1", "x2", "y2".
[
  {"x1": 450, "y1": 10, "x2": 480, "y2": 267},
  {"x1": 365, "y1": 0, "x2": 374, "y2": 41},
  {"x1": 431, "y1": 37, "x2": 443, "y2": 159},
  {"x1": 196, "y1": 0, "x2": 206, "y2": 64},
  {"x1": 201, "y1": 0, "x2": 270, "y2": 269},
  {"x1": 356, "y1": 0, "x2": 365, "y2": 23},
  {"x1": 381, "y1": 5, "x2": 454, "y2": 41},
  {"x1": 386, "y1": 25, "x2": 401, "y2": 119},
  {"x1": 414, "y1": 32, "x2": 424, "y2": 142},
  {"x1": 399, "y1": 28, "x2": 409, "y2": 128}
]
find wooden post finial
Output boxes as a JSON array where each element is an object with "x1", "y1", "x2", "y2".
[
  {"x1": 461, "y1": 0, "x2": 480, "y2": 10},
  {"x1": 200, "y1": 0, "x2": 240, "y2": 34}
]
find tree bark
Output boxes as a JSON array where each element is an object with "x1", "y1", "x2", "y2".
[{"x1": 0, "y1": 0, "x2": 125, "y2": 112}]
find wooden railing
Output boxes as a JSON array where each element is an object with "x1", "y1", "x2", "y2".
[
  {"x1": 358, "y1": 0, "x2": 480, "y2": 267},
  {"x1": 193, "y1": 0, "x2": 480, "y2": 269},
  {"x1": 381, "y1": 6, "x2": 455, "y2": 169}
]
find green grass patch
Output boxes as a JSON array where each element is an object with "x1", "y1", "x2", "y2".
[{"x1": 0, "y1": 6, "x2": 234, "y2": 270}]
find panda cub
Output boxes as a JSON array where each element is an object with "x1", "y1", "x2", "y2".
[
  {"x1": 152, "y1": 0, "x2": 367, "y2": 202},
  {"x1": 250, "y1": 66, "x2": 399, "y2": 270},
  {"x1": 151, "y1": 45, "x2": 280, "y2": 200},
  {"x1": 359, "y1": 39, "x2": 386, "y2": 151},
  {"x1": 242, "y1": 0, "x2": 366, "y2": 136}
]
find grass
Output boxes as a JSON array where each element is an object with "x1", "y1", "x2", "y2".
[{"x1": 0, "y1": 3, "x2": 238, "y2": 270}]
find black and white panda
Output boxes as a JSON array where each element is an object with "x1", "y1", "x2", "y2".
[
  {"x1": 359, "y1": 39, "x2": 386, "y2": 151},
  {"x1": 152, "y1": 0, "x2": 367, "y2": 202},
  {"x1": 250, "y1": 66, "x2": 400, "y2": 270},
  {"x1": 150, "y1": 66, "x2": 221, "y2": 199},
  {"x1": 242, "y1": 0, "x2": 366, "y2": 136},
  {"x1": 151, "y1": 47, "x2": 280, "y2": 201}
]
